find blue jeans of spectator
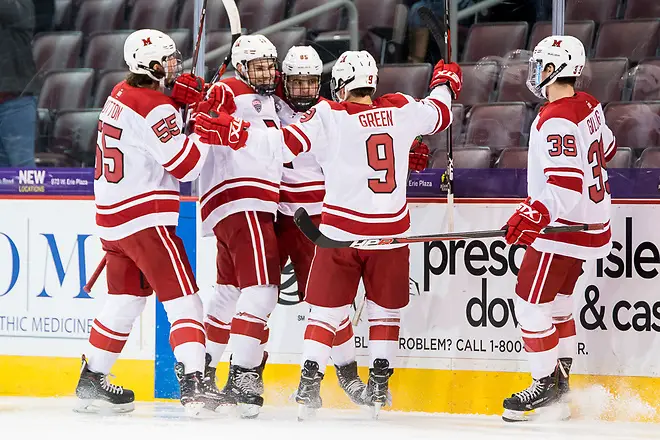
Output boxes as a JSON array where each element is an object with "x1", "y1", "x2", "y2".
[{"x1": 0, "y1": 96, "x2": 37, "y2": 167}]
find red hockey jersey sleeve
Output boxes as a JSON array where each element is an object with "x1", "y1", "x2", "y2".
[
  {"x1": 533, "y1": 117, "x2": 584, "y2": 222},
  {"x1": 143, "y1": 103, "x2": 210, "y2": 182}
]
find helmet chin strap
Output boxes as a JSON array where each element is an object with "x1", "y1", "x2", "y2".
[{"x1": 537, "y1": 62, "x2": 568, "y2": 99}]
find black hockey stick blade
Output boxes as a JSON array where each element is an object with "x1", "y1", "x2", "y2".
[
  {"x1": 417, "y1": 6, "x2": 447, "y2": 61},
  {"x1": 294, "y1": 207, "x2": 605, "y2": 249}
]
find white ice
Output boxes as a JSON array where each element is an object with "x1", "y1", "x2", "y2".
[{"x1": 1, "y1": 397, "x2": 658, "y2": 440}]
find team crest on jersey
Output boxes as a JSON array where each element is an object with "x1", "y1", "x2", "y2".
[{"x1": 252, "y1": 99, "x2": 262, "y2": 113}]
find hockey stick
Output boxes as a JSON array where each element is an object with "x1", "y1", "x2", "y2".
[
  {"x1": 210, "y1": 0, "x2": 242, "y2": 84},
  {"x1": 294, "y1": 207, "x2": 606, "y2": 249},
  {"x1": 418, "y1": 4, "x2": 454, "y2": 232},
  {"x1": 182, "y1": 0, "x2": 209, "y2": 126},
  {"x1": 84, "y1": 255, "x2": 106, "y2": 294}
]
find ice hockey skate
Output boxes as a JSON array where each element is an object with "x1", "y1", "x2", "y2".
[
  {"x1": 335, "y1": 361, "x2": 367, "y2": 406},
  {"x1": 557, "y1": 358, "x2": 572, "y2": 398},
  {"x1": 74, "y1": 355, "x2": 135, "y2": 414},
  {"x1": 502, "y1": 373, "x2": 565, "y2": 422},
  {"x1": 361, "y1": 359, "x2": 393, "y2": 419},
  {"x1": 224, "y1": 361, "x2": 265, "y2": 418},
  {"x1": 295, "y1": 360, "x2": 324, "y2": 421},
  {"x1": 175, "y1": 362, "x2": 233, "y2": 416}
]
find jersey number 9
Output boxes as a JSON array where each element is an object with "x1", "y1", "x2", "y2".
[{"x1": 366, "y1": 133, "x2": 396, "y2": 194}]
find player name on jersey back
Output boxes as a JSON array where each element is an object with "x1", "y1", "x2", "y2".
[{"x1": 254, "y1": 86, "x2": 454, "y2": 244}]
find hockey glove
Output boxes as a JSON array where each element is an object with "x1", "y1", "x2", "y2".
[
  {"x1": 409, "y1": 136, "x2": 430, "y2": 172},
  {"x1": 171, "y1": 73, "x2": 205, "y2": 108},
  {"x1": 504, "y1": 197, "x2": 551, "y2": 246},
  {"x1": 194, "y1": 112, "x2": 250, "y2": 150},
  {"x1": 192, "y1": 82, "x2": 237, "y2": 117},
  {"x1": 429, "y1": 60, "x2": 463, "y2": 100}
]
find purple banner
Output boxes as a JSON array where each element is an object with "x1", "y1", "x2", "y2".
[
  {"x1": 0, "y1": 167, "x2": 657, "y2": 199},
  {"x1": 408, "y1": 168, "x2": 660, "y2": 199},
  {"x1": 0, "y1": 168, "x2": 94, "y2": 195},
  {"x1": 0, "y1": 168, "x2": 193, "y2": 196}
]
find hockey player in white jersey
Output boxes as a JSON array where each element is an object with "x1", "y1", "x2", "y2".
[
  {"x1": 197, "y1": 34, "x2": 282, "y2": 418},
  {"x1": 274, "y1": 45, "x2": 369, "y2": 406},
  {"x1": 75, "y1": 29, "x2": 248, "y2": 415},
  {"x1": 501, "y1": 36, "x2": 616, "y2": 422},
  {"x1": 229, "y1": 50, "x2": 462, "y2": 418}
]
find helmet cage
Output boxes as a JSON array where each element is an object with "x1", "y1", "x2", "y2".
[
  {"x1": 284, "y1": 74, "x2": 321, "y2": 112},
  {"x1": 239, "y1": 57, "x2": 279, "y2": 96}
]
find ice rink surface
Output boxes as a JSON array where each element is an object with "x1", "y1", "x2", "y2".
[{"x1": 1, "y1": 397, "x2": 658, "y2": 440}]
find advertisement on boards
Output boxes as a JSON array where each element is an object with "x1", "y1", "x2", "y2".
[
  {"x1": 196, "y1": 201, "x2": 660, "y2": 377},
  {"x1": 0, "y1": 199, "x2": 155, "y2": 360}
]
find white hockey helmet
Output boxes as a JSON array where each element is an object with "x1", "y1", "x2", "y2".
[
  {"x1": 282, "y1": 46, "x2": 323, "y2": 111},
  {"x1": 330, "y1": 50, "x2": 378, "y2": 102},
  {"x1": 231, "y1": 34, "x2": 279, "y2": 95},
  {"x1": 124, "y1": 29, "x2": 182, "y2": 86},
  {"x1": 526, "y1": 35, "x2": 586, "y2": 99}
]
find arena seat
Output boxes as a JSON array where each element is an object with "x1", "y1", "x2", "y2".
[
  {"x1": 604, "y1": 101, "x2": 660, "y2": 150},
  {"x1": 290, "y1": 0, "x2": 343, "y2": 33},
  {"x1": 495, "y1": 148, "x2": 528, "y2": 168},
  {"x1": 565, "y1": 0, "x2": 619, "y2": 23},
  {"x1": 38, "y1": 69, "x2": 95, "y2": 110},
  {"x1": 607, "y1": 147, "x2": 634, "y2": 168},
  {"x1": 128, "y1": 0, "x2": 179, "y2": 31},
  {"x1": 496, "y1": 62, "x2": 542, "y2": 104},
  {"x1": 83, "y1": 31, "x2": 132, "y2": 70},
  {"x1": 456, "y1": 61, "x2": 500, "y2": 106},
  {"x1": 623, "y1": 0, "x2": 660, "y2": 20},
  {"x1": 430, "y1": 147, "x2": 492, "y2": 169},
  {"x1": 464, "y1": 102, "x2": 529, "y2": 150},
  {"x1": 462, "y1": 22, "x2": 529, "y2": 63},
  {"x1": 631, "y1": 58, "x2": 660, "y2": 101},
  {"x1": 51, "y1": 109, "x2": 101, "y2": 167},
  {"x1": 75, "y1": 0, "x2": 125, "y2": 35},
  {"x1": 594, "y1": 19, "x2": 660, "y2": 63},
  {"x1": 32, "y1": 31, "x2": 83, "y2": 71},
  {"x1": 93, "y1": 70, "x2": 127, "y2": 108},
  {"x1": 374, "y1": 63, "x2": 432, "y2": 98},
  {"x1": 637, "y1": 147, "x2": 660, "y2": 167},
  {"x1": 527, "y1": 21, "x2": 596, "y2": 54},
  {"x1": 576, "y1": 58, "x2": 629, "y2": 103}
]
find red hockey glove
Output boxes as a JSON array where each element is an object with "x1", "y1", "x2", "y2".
[
  {"x1": 429, "y1": 60, "x2": 463, "y2": 99},
  {"x1": 194, "y1": 112, "x2": 250, "y2": 150},
  {"x1": 409, "y1": 136, "x2": 430, "y2": 172},
  {"x1": 170, "y1": 73, "x2": 205, "y2": 107},
  {"x1": 192, "y1": 82, "x2": 237, "y2": 117},
  {"x1": 504, "y1": 197, "x2": 551, "y2": 246}
]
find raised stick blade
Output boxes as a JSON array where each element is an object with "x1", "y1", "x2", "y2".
[{"x1": 417, "y1": 6, "x2": 447, "y2": 61}]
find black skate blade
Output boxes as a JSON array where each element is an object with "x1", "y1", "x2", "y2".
[
  {"x1": 502, "y1": 403, "x2": 570, "y2": 423},
  {"x1": 73, "y1": 399, "x2": 134, "y2": 414},
  {"x1": 371, "y1": 402, "x2": 383, "y2": 419},
  {"x1": 238, "y1": 403, "x2": 260, "y2": 419},
  {"x1": 183, "y1": 401, "x2": 206, "y2": 418},
  {"x1": 297, "y1": 403, "x2": 318, "y2": 421}
]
